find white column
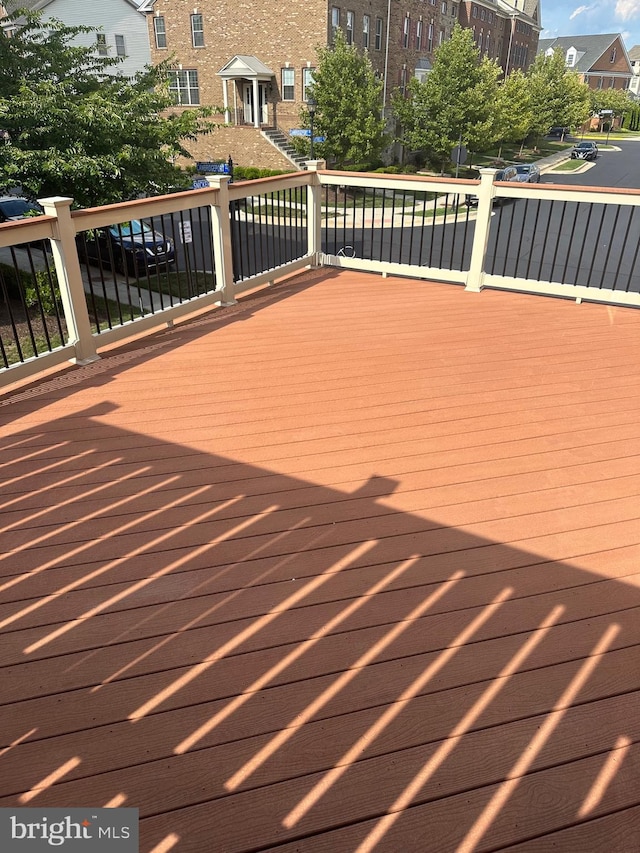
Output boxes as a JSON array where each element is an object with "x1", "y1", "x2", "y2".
[
  {"x1": 466, "y1": 168, "x2": 498, "y2": 293},
  {"x1": 252, "y1": 78, "x2": 259, "y2": 128},
  {"x1": 40, "y1": 196, "x2": 99, "y2": 364},
  {"x1": 206, "y1": 175, "x2": 237, "y2": 306},
  {"x1": 306, "y1": 160, "x2": 326, "y2": 267},
  {"x1": 222, "y1": 79, "x2": 230, "y2": 124}
]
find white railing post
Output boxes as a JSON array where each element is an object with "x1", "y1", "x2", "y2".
[
  {"x1": 306, "y1": 160, "x2": 325, "y2": 266},
  {"x1": 206, "y1": 175, "x2": 237, "y2": 306},
  {"x1": 40, "y1": 196, "x2": 99, "y2": 364},
  {"x1": 466, "y1": 168, "x2": 498, "y2": 293}
]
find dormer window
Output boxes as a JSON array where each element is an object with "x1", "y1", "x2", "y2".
[{"x1": 566, "y1": 47, "x2": 577, "y2": 67}]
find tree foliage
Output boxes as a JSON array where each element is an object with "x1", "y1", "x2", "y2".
[
  {"x1": 589, "y1": 87, "x2": 633, "y2": 120},
  {"x1": 494, "y1": 69, "x2": 534, "y2": 147},
  {"x1": 0, "y1": 9, "x2": 213, "y2": 207},
  {"x1": 526, "y1": 49, "x2": 590, "y2": 136},
  {"x1": 393, "y1": 26, "x2": 501, "y2": 170},
  {"x1": 303, "y1": 28, "x2": 386, "y2": 168}
]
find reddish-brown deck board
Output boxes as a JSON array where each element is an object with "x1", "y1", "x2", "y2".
[{"x1": 1, "y1": 271, "x2": 640, "y2": 852}]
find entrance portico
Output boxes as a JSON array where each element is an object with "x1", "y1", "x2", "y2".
[{"x1": 218, "y1": 55, "x2": 275, "y2": 127}]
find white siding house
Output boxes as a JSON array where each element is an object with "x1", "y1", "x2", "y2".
[{"x1": 3, "y1": 0, "x2": 151, "y2": 78}]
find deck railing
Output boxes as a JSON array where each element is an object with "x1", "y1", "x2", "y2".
[{"x1": 2, "y1": 162, "x2": 640, "y2": 386}]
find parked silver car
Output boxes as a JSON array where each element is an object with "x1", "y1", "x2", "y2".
[{"x1": 513, "y1": 164, "x2": 541, "y2": 183}]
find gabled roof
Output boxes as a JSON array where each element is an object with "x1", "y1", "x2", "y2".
[
  {"x1": 3, "y1": 0, "x2": 145, "y2": 11},
  {"x1": 537, "y1": 34, "x2": 630, "y2": 73},
  {"x1": 496, "y1": 0, "x2": 541, "y2": 30},
  {"x1": 218, "y1": 55, "x2": 275, "y2": 80},
  {"x1": 628, "y1": 45, "x2": 640, "y2": 62}
]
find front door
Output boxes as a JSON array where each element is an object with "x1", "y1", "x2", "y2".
[{"x1": 243, "y1": 84, "x2": 268, "y2": 125}]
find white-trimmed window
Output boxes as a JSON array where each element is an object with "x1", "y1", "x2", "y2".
[
  {"x1": 375, "y1": 17, "x2": 383, "y2": 50},
  {"x1": 115, "y1": 34, "x2": 126, "y2": 57},
  {"x1": 416, "y1": 19, "x2": 423, "y2": 50},
  {"x1": 96, "y1": 33, "x2": 108, "y2": 56},
  {"x1": 441, "y1": 1, "x2": 447, "y2": 12},
  {"x1": 428, "y1": 21, "x2": 433, "y2": 51},
  {"x1": 403, "y1": 15, "x2": 410, "y2": 49},
  {"x1": 346, "y1": 11, "x2": 354, "y2": 44},
  {"x1": 281, "y1": 67, "x2": 295, "y2": 100},
  {"x1": 440, "y1": 28, "x2": 445, "y2": 46},
  {"x1": 363, "y1": 14, "x2": 370, "y2": 49},
  {"x1": 168, "y1": 69, "x2": 200, "y2": 105},
  {"x1": 191, "y1": 14, "x2": 204, "y2": 47},
  {"x1": 400, "y1": 65, "x2": 408, "y2": 95},
  {"x1": 331, "y1": 7, "x2": 340, "y2": 38},
  {"x1": 566, "y1": 47, "x2": 577, "y2": 67},
  {"x1": 302, "y1": 66, "x2": 315, "y2": 101},
  {"x1": 153, "y1": 16, "x2": 167, "y2": 49}
]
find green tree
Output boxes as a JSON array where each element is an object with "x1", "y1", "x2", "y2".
[
  {"x1": 0, "y1": 9, "x2": 213, "y2": 207},
  {"x1": 589, "y1": 87, "x2": 633, "y2": 129},
  {"x1": 393, "y1": 26, "x2": 500, "y2": 171},
  {"x1": 303, "y1": 28, "x2": 386, "y2": 168},
  {"x1": 526, "y1": 50, "x2": 591, "y2": 136},
  {"x1": 494, "y1": 69, "x2": 535, "y2": 155}
]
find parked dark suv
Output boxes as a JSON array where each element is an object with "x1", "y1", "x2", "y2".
[
  {"x1": 0, "y1": 195, "x2": 43, "y2": 223},
  {"x1": 77, "y1": 219, "x2": 175, "y2": 277},
  {"x1": 571, "y1": 141, "x2": 598, "y2": 160}
]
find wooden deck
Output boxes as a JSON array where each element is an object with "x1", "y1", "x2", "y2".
[{"x1": 1, "y1": 270, "x2": 640, "y2": 853}]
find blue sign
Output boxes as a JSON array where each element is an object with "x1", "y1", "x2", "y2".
[
  {"x1": 289, "y1": 130, "x2": 325, "y2": 142},
  {"x1": 192, "y1": 178, "x2": 210, "y2": 189},
  {"x1": 196, "y1": 161, "x2": 230, "y2": 173}
]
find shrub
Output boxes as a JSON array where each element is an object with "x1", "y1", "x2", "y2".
[
  {"x1": 23, "y1": 268, "x2": 61, "y2": 315},
  {"x1": 233, "y1": 166, "x2": 290, "y2": 181}
]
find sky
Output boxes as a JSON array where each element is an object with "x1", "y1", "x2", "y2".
[{"x1": 540, "y1": 0, "x2": 640, "y2": 52}]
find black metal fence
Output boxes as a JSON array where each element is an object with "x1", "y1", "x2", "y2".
[
  {"x1": 230, "y1": 187, "x2": 307, "y2": 282},
  {"x1": 321, "y1": 186, "x2": 474, "y2": 271},
  {"x1": 75, "y1": 205, "x2": 218, "y2": 334},
  {"x1": 0, "y1": 241, "x2": 65, "y2": 369},
  {"x1": 486, "y1": 197, "x2": 640, "y2": 294}
]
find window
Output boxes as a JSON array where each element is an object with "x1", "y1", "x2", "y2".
[
  {"x1": 441, "y1": 1, "x2": 447, "y2": 12},
  {"x1": 168, "y1": 69, "x2": 199, "y2": 105},
  {"x1": 472, "y1": 5, "x2": 478, "y2": 17},
  {"x1": 303, "y1": 66, "x2": 315, "y2": 101},
  {"x1": 428, "y1": 21, "x2": 433, "y2": 51},
  {"x1": 609, "y1": 77, "x2": 615, "y2": 87},
  {"x1": 400, "y1": 65, "x2": 408, "y2": 95},
  {"x1": 363, "y1": 15, "x2": 370, "y2": 49},
  {"x1": 439, "y1": 28, "x2": 445, "y2": 46},
  {"x1": 403, "y1": 15, "x2": 410, "y2": 49},
  {"x1": 375, "y1": 17, "x2": 383, "y2": 50},
  {"x1": 115, "y1": 34, "x2": 126, "y2": 57},
  {"x1": 153, "y1": 16, "x2": 167, "y2": 49},
  {"x1": 451, "y1": 3, "x2": 458, "y2": 16},
  {"x1": 346, "y1": 11, "x2": 354, "y2": 44},
  {"x1": 416, "y1": 19, "x2": 422, "y2": 50},
  {"x1": 96, "y1": 33, "x2": 108, "y2": 56},
  {"x1": 191, "y1": 14, "x2": 204, "y2": 47},
  {"x1": 331, "y1": 7, "x2": 340, "y2": 38},
  {"x1": 281, "y1": 67, "x2": 295, "y2": 100},
  {"x1": 610, "y1": 47, "x2": 617, "y2": 62},
  {"x1": 480, "y1": 8, "x2": 486, "y2": 20},
  {"x1": 566, "y1": 47, "x2": 576, "y2": 67}
]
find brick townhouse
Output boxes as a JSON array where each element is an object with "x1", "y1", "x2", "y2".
[
  {"x1": 141, "y1": 0, "x2": 539, "y2": 169},
  {"x1": 456, "y1": 0, "x2": 540, "y2": 75},
  {"x1": 537, "y1": 34, "x2": 633, "y2": 92}
]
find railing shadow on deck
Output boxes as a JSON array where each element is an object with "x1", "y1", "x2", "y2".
[{"x1": 0, "y1": 357, "x2": 639, "y2": 851}]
